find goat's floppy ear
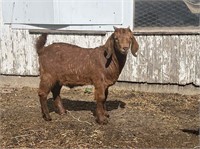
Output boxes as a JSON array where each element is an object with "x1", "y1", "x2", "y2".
[
  {"x1": 104, "y1": 34, "x2": 114, "y2": 59},
  {"x1": 131, "y1": 35, "x2": 139, "y2": 57}
]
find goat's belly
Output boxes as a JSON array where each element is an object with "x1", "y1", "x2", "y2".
[{"x1": 59, "y1": 74, "x2": 92, "y2": 87}]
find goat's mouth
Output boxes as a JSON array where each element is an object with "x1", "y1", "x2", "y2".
[{"x1": 120, "y1": 49, "x2": 128, "y2": 55}]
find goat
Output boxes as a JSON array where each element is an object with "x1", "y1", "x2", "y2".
[{"x1": 35, "y1": 27, "x2": 139, "y2": 124}]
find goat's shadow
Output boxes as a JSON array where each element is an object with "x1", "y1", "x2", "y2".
[{"x1": 47, "y1": 98, "x2": 126, "y2": 115}]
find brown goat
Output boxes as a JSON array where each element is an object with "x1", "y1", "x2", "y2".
[{"x1": 36, "y1": 27, "x2": 139, "y2": 124}]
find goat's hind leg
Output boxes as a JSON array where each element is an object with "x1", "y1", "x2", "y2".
[
  {"x1": 38, "y1": 82, "x2": 52, "y2": 121},
  {"x1": 51, "y1": 83, "x2": 65, "y2": 115}
]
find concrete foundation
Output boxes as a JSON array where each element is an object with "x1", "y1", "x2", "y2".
[{"x1": 0, "y1": 75, "x2": 199, "y2": 95}]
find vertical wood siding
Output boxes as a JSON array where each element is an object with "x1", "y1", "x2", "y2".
[
  {"x1": 1, "y1": 29, "x2": 199, "y2": 86},
  {"x1": 196, "y1": 35, "x2": 200, "y2": 85},
  {"x1": 118, "y1": 35, "x2": 200, "y2": 86}
]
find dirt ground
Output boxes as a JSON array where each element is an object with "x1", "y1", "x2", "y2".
[{"x1": 0, "y1": 86, "x2": 199, "y2": 148}]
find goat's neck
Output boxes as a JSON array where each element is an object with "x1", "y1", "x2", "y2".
[
  {"x1": 111, "y1": 49, "x2": 127, "y2": 75},
  {"x1": 116, "y1": 50, "x2": 127, "y2": 73}
]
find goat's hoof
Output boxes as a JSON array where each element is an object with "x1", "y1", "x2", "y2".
[
  {"x1": 59, "y1": 110, "x2": 66, "y2": 115},
  {"x1": 43, "y1": 114, "x2": 52, "y2": 121},
  {"x1": 56, "y1": 109, "x2": 66, "y2": 115},
  {"x1": 104, "y1": 112, "x2": 110, "y2": 118},
  {"x1": 96, "y1": 116, "x2": 108, "y2": 125}
]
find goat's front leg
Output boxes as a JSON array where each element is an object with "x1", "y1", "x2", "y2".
[
  {"x1": 95, "y1": 86, "x2": 109, "y2": 124},
  {"x1": 104, "y1": 88, "x2": 109, "y2": 118}
]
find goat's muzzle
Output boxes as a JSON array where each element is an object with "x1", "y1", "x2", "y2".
[{"x1": 120, "y1": 47, "x2": 129, "y2": 55}]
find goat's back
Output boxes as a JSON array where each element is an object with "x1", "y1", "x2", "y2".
[{"x1": 38, "y1": 42, "x2": 107, "y2": 86}]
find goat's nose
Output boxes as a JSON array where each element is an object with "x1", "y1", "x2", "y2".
[{"x1": 123, "y1": 47, "x2": 129, "y2": 51}]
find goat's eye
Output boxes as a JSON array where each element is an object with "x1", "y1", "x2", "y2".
[{"x1": 114, "y1": 37, "x2": 119, "y2": 42}]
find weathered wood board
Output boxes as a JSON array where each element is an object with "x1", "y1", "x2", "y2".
[{"x1": 1, "y1": 27, "x2": 199, "y2": 86}]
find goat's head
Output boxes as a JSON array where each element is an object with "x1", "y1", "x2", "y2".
[{"x1": 105, "y1": 27, "x2": 139, "y2": 59}]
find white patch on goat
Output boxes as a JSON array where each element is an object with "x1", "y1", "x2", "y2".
[
  {"x1": 68, "y1": 64, "x2": 72, "y2": 69},
  {"x1": 76, "y1": 75, "x2": 80, "y2": 80},
  {"x1": 55, "y1": 45, "x2": 60, "y2": 48}
]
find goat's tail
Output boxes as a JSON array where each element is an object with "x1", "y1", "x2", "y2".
[{"x1": 35, "y1": 33, "x2": 47, "y2": 55}]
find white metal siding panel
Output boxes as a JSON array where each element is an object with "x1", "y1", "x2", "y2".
[
  {"x1": 2, "y1": 0, "x2": 133, "y2": 31},
  {"x1": 54, "y1": 1, "x2": 123, "y2": 25},
  {"x1": 2, "y1": 0, "x2": 54, "y2": 24},
  {"x1": 3, "y1": 0, "x2": 124, "y2": 25}
]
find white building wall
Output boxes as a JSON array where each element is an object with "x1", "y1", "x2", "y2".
[{"x1": 0, "y1": 0, "x2": 200, "y2": 86}]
